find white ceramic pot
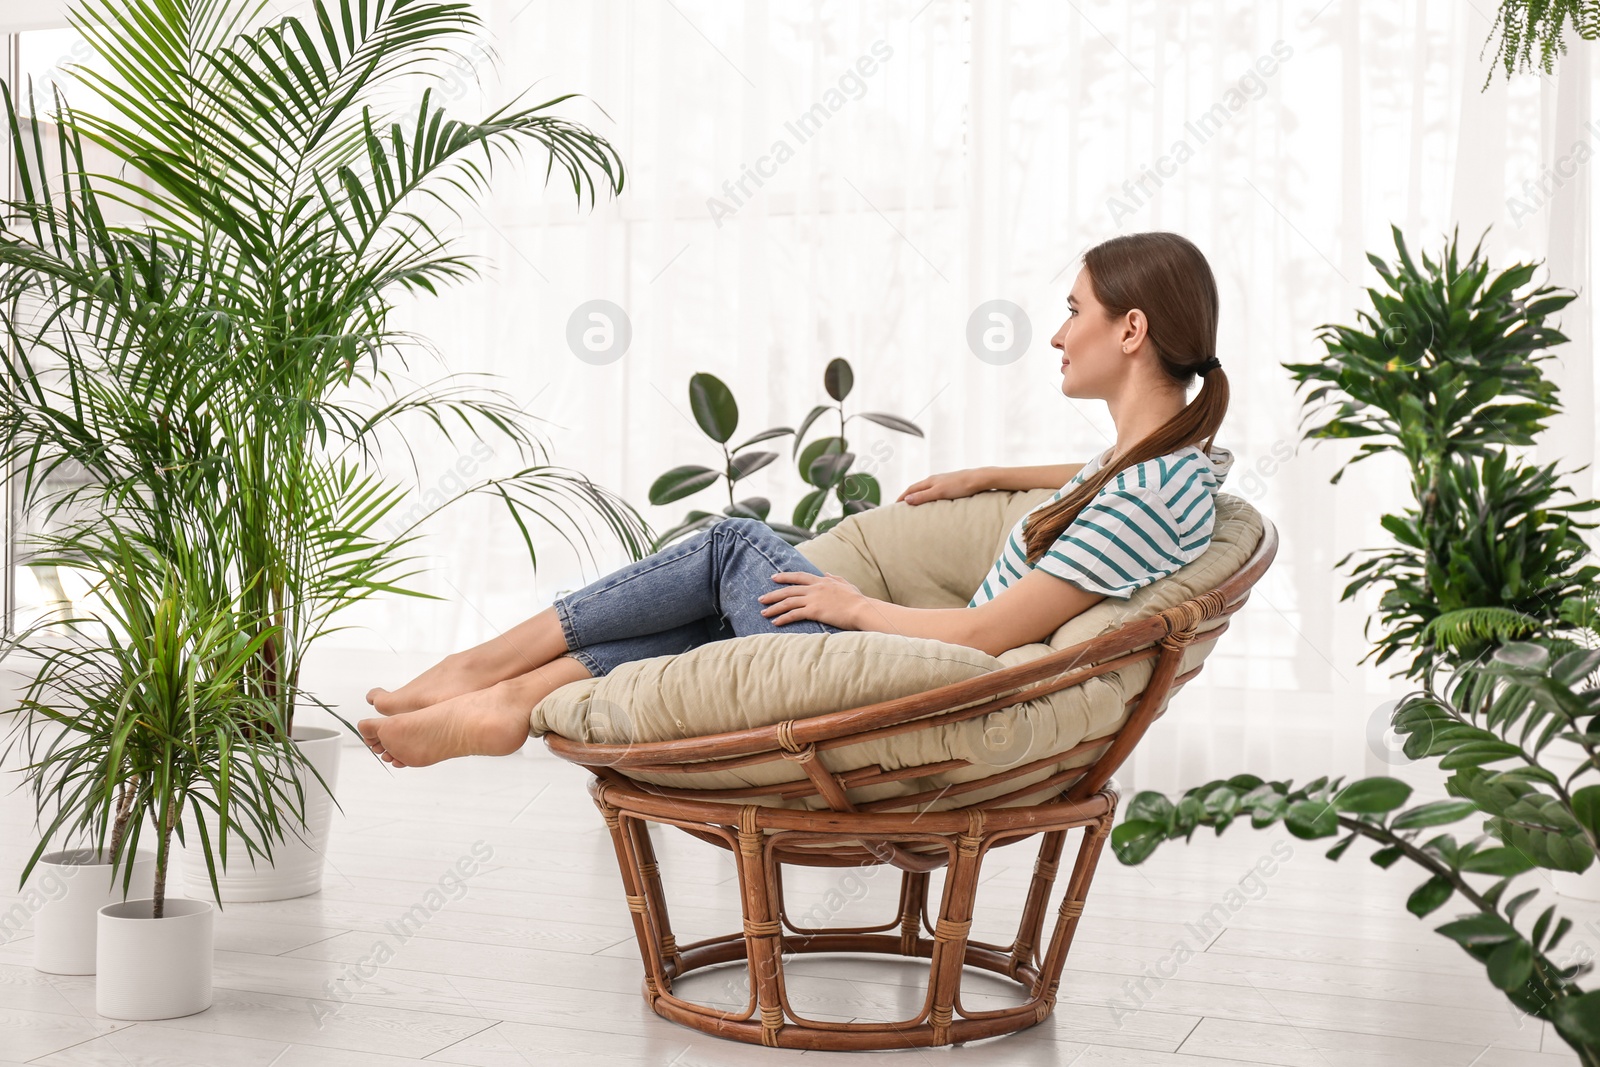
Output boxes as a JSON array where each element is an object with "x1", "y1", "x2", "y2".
[
  {"x1": 179, "y1": 724, "x2": 344, "y2": 902},
  {"x1": 28, "y1": 847, "x2": 157, "y2": 974},
  {"x1": 95, "y1": 896, "x2": 213, "y2": 1019}
]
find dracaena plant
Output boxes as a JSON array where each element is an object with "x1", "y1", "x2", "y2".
[
  {"x1": 1284, "y1": 223, "x2": 1566, "y2": 495},
  {"x1": 647, "y1": 358, "x2": 924, "y2": 549},
  {"x1": 1283, "y1": 223, "x2": 1591, "y2": 679},
  {"x1": 2, "y1": 520, "x2": 316, "y2": 916},
  {"x1": 1341, "y1": 449, "x2": 1599, "y2": 677},
  {"x1": 0, "y1": 0, "x2": 651, "y2": 742}
]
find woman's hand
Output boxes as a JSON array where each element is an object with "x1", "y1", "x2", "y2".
[
  {"x1": 759, "y1": 571, "x2": 866, "y2": 629},
  {"x1": 896, "y1": 467, "x2": 991, "y2": 505}
]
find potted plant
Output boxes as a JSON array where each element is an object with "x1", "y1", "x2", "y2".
[
  {"x1": 648, "y1": 357, "x2": 926, "y2": 548},
  {"x1": 1108, "y1": 225, "x2": 1600, "y2": 1061},
  {"x1": 4, "y1": 520, "x2": 308, "y2": 1018},
  {"x1": 0, "y1": 0, "x2": 646, "y2": 901}
]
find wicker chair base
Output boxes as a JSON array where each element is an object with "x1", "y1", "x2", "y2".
[{"x1": 590, "y1": 775, "x2": 1121, "y2": 1052}]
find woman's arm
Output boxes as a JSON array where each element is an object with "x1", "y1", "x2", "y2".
[
  {"x1": 847, "y1": 570, "x2": 1104, "y2": 657},
  {"x1": 848, "y1": 599, "x2": 983, "y2": 650},
  {"x1": 979, "y1": 463, "x2": 1086, "y2": 491}
]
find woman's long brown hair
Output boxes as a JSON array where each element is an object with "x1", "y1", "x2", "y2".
[{"x1": 1021, "y1": 231, "x2": 1230, "y2": 566}]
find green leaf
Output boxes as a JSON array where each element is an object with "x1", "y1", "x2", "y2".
[
  {"x1": 837, "y1": 471, "x2": 881, "y2": 505},
  {"x1": 1503, "y1": 888, "x2": 1540, "y2": 919},
  {"x1": 807, "y1": 451, "x2": 855, "y2": 490},
  {"x1": 791, "y1": 488, "x2": 828, "y2": 529},
  {"x1": 1175, "y1": 795, "x2": 1205, "y2": 835},
  {"x1": 796, "y1": 436, "x2": 847, "y2": 489},
  {"x1": 1249, "y1": 792, "x2": 1288, "y2": 828},
  {"x1": 856, "y1": 411, "x2": 923, "y2": 437},
  {"x1": 1110, "y1": 819, "x2": 1168, "y2": 865},
  {"x1": 689, "y1": 373, "x2": 739, "y2": 443},
  {"x1": 728, "y1": 450, "x2": 778, "y2": 482},
  {"x1": 648, "y1": 465, "x2": 720, "y2": 506},
  {"x1": 1436, "y1": 912, "x2": 1518, "y2": 947},
  {"x1": 1493, "y1": 641, "x2": 1551, "y2": 671},
  {"x1": 823, "y1": 358, "x2": 853, "y2": 402},
  {"x1": 1125, "y1": 791, "x2": 1177, "y2": 833},
  {"x1": 1531, "y1": 904, "x2": 1555, "y2": 949},
  {"x1": 1573, "y1": 784, "x2": 1600, "y2": 839},
  {"x1": 1550, "y1": 990, "x2": 1600, "y2": 1045},
  {"x1": 725, "y1": 497, "x2": 771, "y2": 521},
  {"x1": 1390, "y1": 800, "x2": 1481, "y2": 830},
  {"x1": 732, "y1": 427, "x2": 794, "y2": 453},
  {"x1": 1405, "y1": 874, "x2": 1454, "y2": 917},
  {"x1": 1485, "y1": 811, "x2": 1594, "y2": 872},
  {"x1": 1457, "y1": 847, "x2": 1536, "y2": 876},
  {"x1": 1439, "y1": 740, "x2": 1524, "y2": 769},
  {"x1": 1369, "y1": 845, "x2": 1404, "y2": 868},
  {"x1": 1485, "y1": 937, "x2": 1534, "y2": 991},
  {"x1": 1332, "y1": 777, "x2": 1413, "y2": 814},
  {"x1": 1203, "y1": 785, "x2": 1242, "y2": 821},
  {"x1": 1284, "y1": 801, "x2": 1339, "y2": 839}
]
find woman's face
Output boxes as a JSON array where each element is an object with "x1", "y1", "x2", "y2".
[{"x1": 1053, "y1": 267, "x2": 1141, "y2": 400}]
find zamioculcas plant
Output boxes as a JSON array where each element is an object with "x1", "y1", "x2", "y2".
[{"x1": 1111, "y1": 639, "x2": 1600, "y2": 1061}]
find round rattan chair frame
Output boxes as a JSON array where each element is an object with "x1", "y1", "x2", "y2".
[{"x1": 544, "y1": 516, "x2": 1278, "y2": 1051}]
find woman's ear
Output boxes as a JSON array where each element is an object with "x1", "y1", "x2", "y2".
[{"x1": 1120, "y1": 309, "x2": 1148, "y2": 353}]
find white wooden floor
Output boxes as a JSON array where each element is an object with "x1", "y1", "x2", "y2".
[{"x1": 3, "y1": 703, "x2": 1596, "y2": 1065}]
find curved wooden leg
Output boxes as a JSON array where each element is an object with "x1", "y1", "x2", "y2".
[
  {"x1": 627, "y1": 818, "x2": 683, "y2": 973},
  {"x1": 898, "y1": 870, "x2": 930, "y2": 955},
  {"x1": 1034, "y1": 803, "x2": 1117, "y2": 1013},
  {"x1": 595, "y1": 797, "x2": 673, "y2": 1003},
  {"x1": 925, "y1": 812, "x2": 986, "y2": 1045},
  {"x1": 1010, "y1": 830, "x2": 1067, "y2": 977},
  {"x1": 734, "y1": 806, "x2": 787, "y2": 1047}
]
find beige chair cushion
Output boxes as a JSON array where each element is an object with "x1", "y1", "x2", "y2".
[{"x1": 529, "y1": 490, "x2": 1265, "y2": 811}]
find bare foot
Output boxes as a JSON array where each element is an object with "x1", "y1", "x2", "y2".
[
  {"x1": 366, "y1": 653, "x2": 496, "y2": 716},
  {"x1": 357, "y1": 681, "x2": 535, "y2": 767}
]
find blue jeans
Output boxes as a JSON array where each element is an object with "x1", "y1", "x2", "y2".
[{"x1": 551, "y1": 517, "x2": 845, "y2": 677}]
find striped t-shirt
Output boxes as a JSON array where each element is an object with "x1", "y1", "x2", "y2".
[{"x1": 967, "y1": 443, "x2": 1234, "y2": 607}]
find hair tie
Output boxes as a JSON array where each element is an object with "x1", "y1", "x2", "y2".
[{"x1": 1195, "y1": 356, "x2": 1222, "y2": 377}]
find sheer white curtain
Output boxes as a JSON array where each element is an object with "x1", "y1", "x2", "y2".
[
  {"x1": 13, "y1": 1, "x2": 1590, "y2": 784},
  {"x1": 338, "y1": 0, "x2": 1600, "y2": 784}
]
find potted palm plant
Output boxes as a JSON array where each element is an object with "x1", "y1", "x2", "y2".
[
  {"x1": 4, "y1": 520, "x2": 308, "y2": 1019},
  {"x1": 0, "y1": 0, "x2": 647, "y2": 903}
]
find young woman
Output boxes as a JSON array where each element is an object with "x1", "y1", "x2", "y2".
[{"x1": 357, "y1": 230, "x2": 1231, "y2": 767}]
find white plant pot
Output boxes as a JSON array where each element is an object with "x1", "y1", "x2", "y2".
[
  {"x1": 95, "y1": 896, "x2": 213, "y2": 1019},
  {"x1": 179, "y1": 724, "x2": 344, "y2": 902},
  {"x1": 1553, "y1": 867, "x2": 1600, "y2": 902},
  {"x1": 29, "y1": 847, "x2": 157, "y2": 975}
]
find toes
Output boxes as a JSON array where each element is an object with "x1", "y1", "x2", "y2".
[
  {"x1": 357, "y1": 718, "x2": 387, "y2": 754},
  {"x1": 357, "y1": 716, "x2": 411, "y2": 768}
]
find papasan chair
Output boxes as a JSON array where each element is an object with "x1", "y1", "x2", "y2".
[{"x1": 531, "y1": 483, "x2": 1277, "y2": 1052}]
